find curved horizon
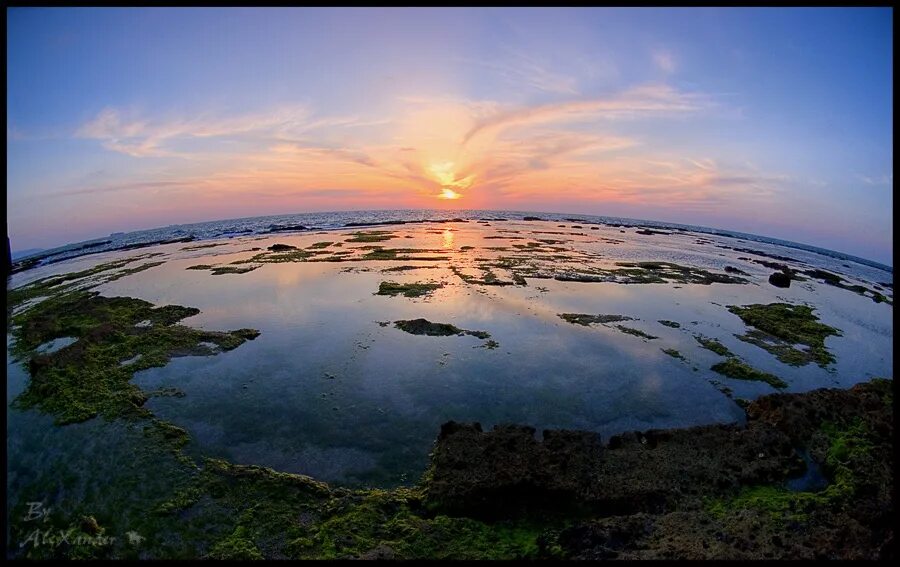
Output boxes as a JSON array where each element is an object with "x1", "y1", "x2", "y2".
[{"x1": 11, "y1": 207, "x2": 893, "y2": 272}]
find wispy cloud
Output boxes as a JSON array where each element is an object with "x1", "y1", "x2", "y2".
[
  {"x1": 463, "y1": 84, "x2": 713, "y2": 144},
  {"x1": 858, "y1": 173, "x2": 893, "y2": 186},
  {"x1": 37, "y1": 180, "x2": 199, "y2": 199},
  {"x1": 460, "y1": 48, "x2": 580, "y2": 95},
  {"x1": 75, "y1": 105, "x2": 386, "y2": 158}
]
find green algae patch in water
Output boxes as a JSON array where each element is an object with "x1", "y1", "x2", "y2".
[
  {"x1": 558, "y1": 313, "x2": 635, "y2": 326},
  {"x1": 694, "y1": 335, "x2": 734, "y2": 357},
  {"x1": 210, "y1": 265, "x2": 260, "y2": 275},
  {"x1": 658, "y1": 320, "x2": 681, "y2": 328},
  {"x1": 727, "y1": 303, "x2": 841, "y2": 367},
  {"x1": 710, "y1": 358, "x2": 787, "y2": 389},
  {"x1": 613, "y1": 261, "x2": 747, "y2": 285},
  {"x1": 662, "y1": 348, "x2": 686, "y2": 360},
  {"x1": 345, "y1": 231, "x2": 397, "y2": 243},
  {"x1": 376, "y1": 281, "x2": 444, "y2": 298},
  {"x1": 803, "y1": 269, "x2": 893, "y2": 305},
  {"x1": 614, "y1": 325, "x2": 658, "y2": 340},
  {"x1": 393, "y1": 319, "x2": 492, "y2": 341},
  {"x1": 10, "y1": 291, "x2": 260, "y2": 425}
]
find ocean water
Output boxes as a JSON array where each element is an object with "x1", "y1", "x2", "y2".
[{"x1": 14, "y1": 209, "x2": 892, "y2": 278}]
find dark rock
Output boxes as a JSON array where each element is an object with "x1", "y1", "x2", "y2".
[
  {"x1": 523, "y1": 216, "x2": 544, "y2": 221},
  {"x1": 268, "y1": 243, "x2": 298, "y2": 252},
  {"x1": 424, "y1": 423, "x2": 604, "y2": 518},
  {"x1": 343, "y1": 220, "x2": 407, "y2": 227},
  {"x1": 264, "y1": 224, "x2": 309, "y2": 233},
  {"x1": 424, "y1": 381, "x2": 894, "y2": 524},
  {"x1": 768, "y1": 271, "x2": 791, "y2": 288}
]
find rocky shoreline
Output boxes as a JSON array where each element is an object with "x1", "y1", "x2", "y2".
[{"x1": 423, "y1": 378, "x2": 893, "y2": 559}]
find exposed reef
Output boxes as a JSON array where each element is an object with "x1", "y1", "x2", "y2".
[
  {"x1": 710, "y1": 358, "x2": 788, "y2": 389},
  {"x1": 614, "y1": 325, "x2": 658, "y2": 340},
  {"x1": 694, "y1": 335, "x2": 734, "y2": 357},
  {"x1": 376, "y1": 281, "x2": 443, "y2": 298},
  {"x1": 727, "y1": 303, "x2": 841, "y2": 367},
  {"x1": 345, "y1": 231, "x2": 397, "y2": 243},
  {"x1": 661, "y1": 348, "x2": 685, "y2": 360},
  {"x1": 803, "y1": 269, "x2": 893, "y2": 305},
  {"x1": 393, "y1": 319, "x2": 491, "y2": 341},
  {"x1": 559, "y1": 313, "x2": 634, "y2": 326}
]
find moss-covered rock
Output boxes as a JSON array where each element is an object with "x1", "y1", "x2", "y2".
[{"x1": 10, "y1": 291, "x2": 260, "y2": 425}]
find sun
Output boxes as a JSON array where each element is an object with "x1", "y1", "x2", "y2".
[{"x1": 439, "y1": 188, "x2": 462, "y2": 200}]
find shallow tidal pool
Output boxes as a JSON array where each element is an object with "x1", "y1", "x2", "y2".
[{"x1": 7, "y1": 219, "x2": 893, "y2": 495}]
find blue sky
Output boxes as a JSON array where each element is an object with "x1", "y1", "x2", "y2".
[{"x1": 6, "y1": 7, "x2": 893, "y2": 264}]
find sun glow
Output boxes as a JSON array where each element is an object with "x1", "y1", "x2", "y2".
[{"x1": 439, "y1": 188, "x2": 462, "y2": 200}]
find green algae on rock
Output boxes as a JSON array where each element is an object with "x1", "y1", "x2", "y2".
[
  {"x1": 727, "y1": 303, "x2": 841, "y2": 367},
  {"x1": 8, "y1": 255, "x2": 166, "y2": 315},
  {"x1": 613, "y1": 261, "x2": 747, "y2": 285},
  {"x1": 10, "y1": 291, "x2": 260, "y2": 425},
  {"x1": 376, "y1": 281, "x2": 444, "y2": 298},
  {"x1": 425, "y1": 380, "x2": 891, "y2": 559},
  {"x1": 710, "y1": 358, "x2": 788, "y2": 389},
  {"x1": 658, "y1": 320, "x2": 681, "y2": 328}
]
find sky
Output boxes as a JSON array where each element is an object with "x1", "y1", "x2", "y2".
[{"x1": 6, "y1": 7, "x2": 893, "y2": 265}]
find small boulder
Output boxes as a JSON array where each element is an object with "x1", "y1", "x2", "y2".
[
  {"x1": 268, "y1": 243, "x2": 297, "y2": 252},
  {"x1": 768, "y1": 271, "x2": 791, "y2": 288}
]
